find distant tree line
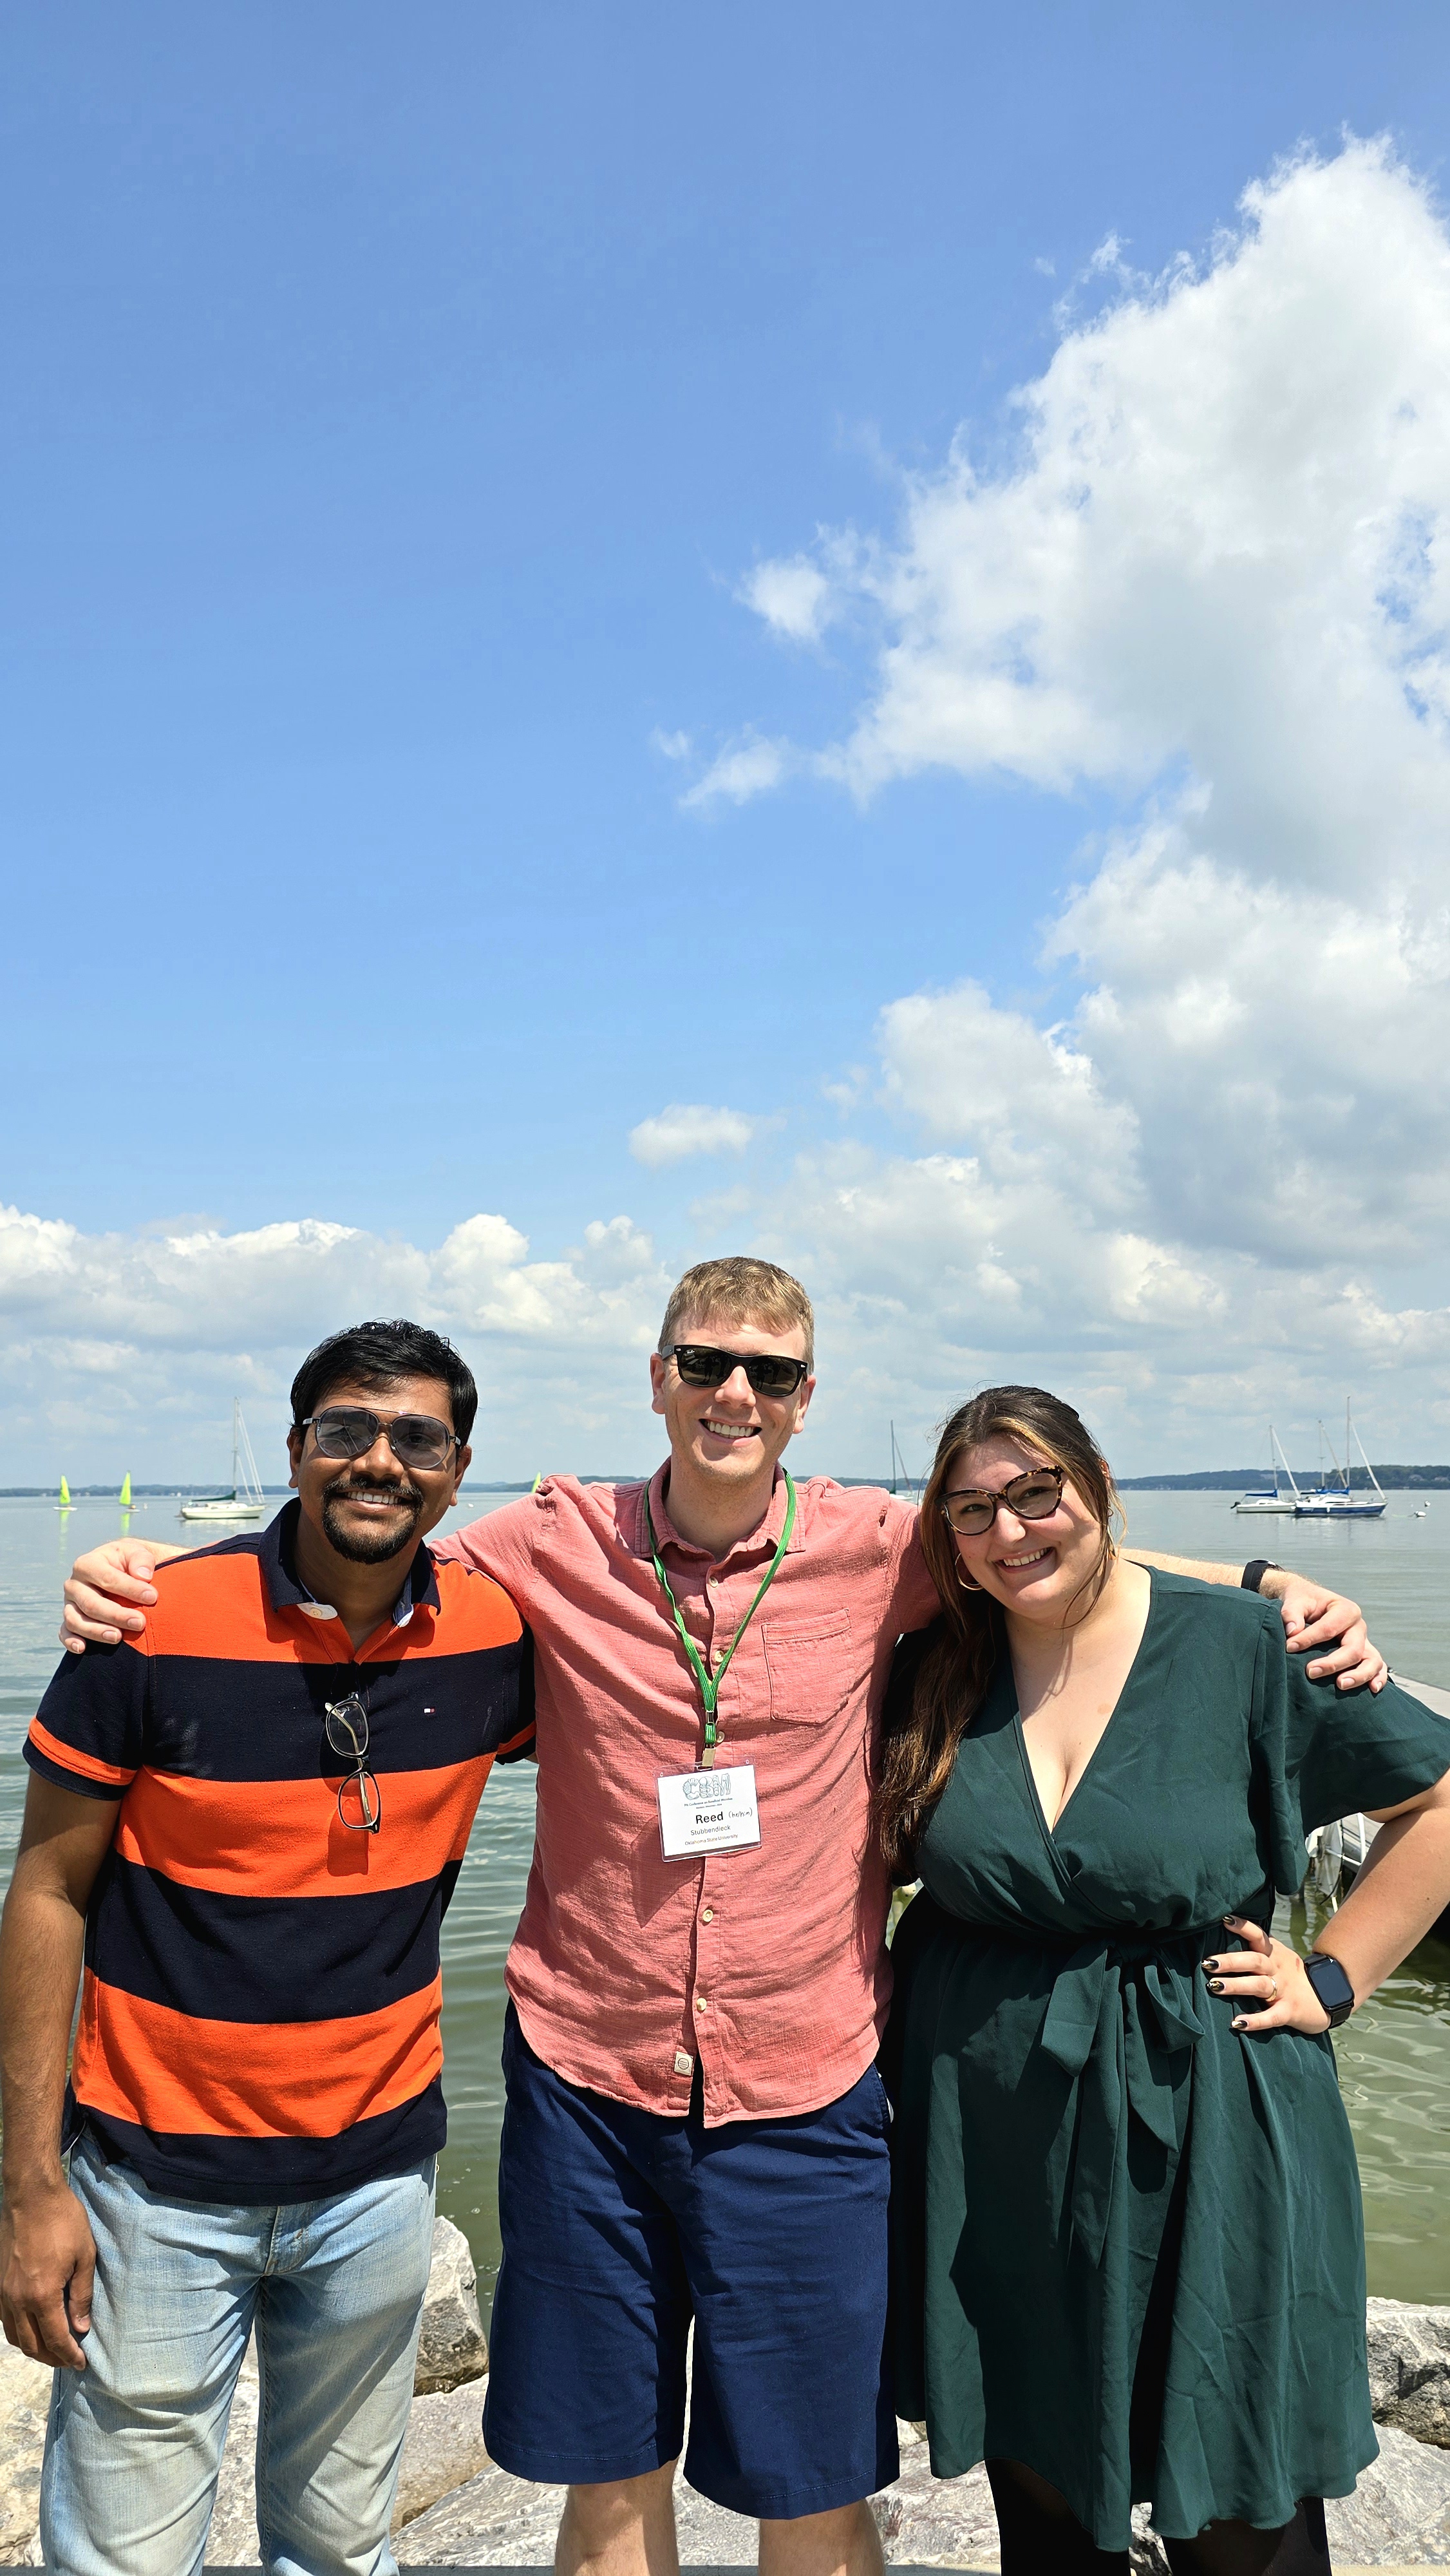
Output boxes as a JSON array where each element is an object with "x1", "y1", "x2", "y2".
[{"x1": 1115, "y1": 1466, "x2": 1450, "y2": 1491}]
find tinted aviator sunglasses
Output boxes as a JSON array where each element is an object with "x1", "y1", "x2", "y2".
[
  {"x1": 301, "y1": 1406, "x2": 460, "y2": 1472},
  {"x1": 941, "y1": 1466, "x2": 1066, "y2": 1537},
  {"x1": 661, "y1": 1343, "x2": 810, "y2": 1397},
  {"x1": 324, "y1": 1696, "x2": 381, "y2": 1833}
]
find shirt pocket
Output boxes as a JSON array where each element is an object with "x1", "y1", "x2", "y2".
[{"x1": 762, "y1": 1610, "x2": 855, "y2": 1726}]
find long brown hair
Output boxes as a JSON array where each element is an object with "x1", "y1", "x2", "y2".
[{"x1": 876, "y1": 1385, "x2": 1123, "y2": 1875}]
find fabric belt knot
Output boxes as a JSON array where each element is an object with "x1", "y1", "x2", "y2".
[{"x1": 1038, "y1": 1929, "x2": 1209, "y2": 2266}]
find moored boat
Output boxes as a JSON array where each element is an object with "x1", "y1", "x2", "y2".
[
  {"x1": 1233, "y1": 1426, "x2": 1299, "y2": 1513},
  {"x1": 179, "y1": 1399, "x2": 265, "y2": 1522},
  {"x1": 1294, "y1": 1405, "x2": 1387, "y2": 1518}
]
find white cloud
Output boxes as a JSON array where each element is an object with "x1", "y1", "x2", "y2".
[
  {"x1": 706, "y1": 138, "x2": 1450, "y2": 1464},
  {"x1": 753, "y1": 141, "x2": 1450, "y2": 869},
  {"x1": 681, "y1": 734, "x2": 792, "y2": 808},
  {"x1": 628, "y1": 1104, "x2": 761, "y2": 1168},
  {"x1": 0, "y1": 1206, "x2": 669, "y2": 1483},
  {"x1": 737, "y1": 554, "x2": 834, "y2": 644}
]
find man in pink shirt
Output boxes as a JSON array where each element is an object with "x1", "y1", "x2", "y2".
[{"x1": 59, "y1": 1258, "x2": 1380, "y2": 2576}]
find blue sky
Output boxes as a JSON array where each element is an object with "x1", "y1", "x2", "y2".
[{"x1": 7, "y1": 5, "x2": 1450, "y2": 1481}]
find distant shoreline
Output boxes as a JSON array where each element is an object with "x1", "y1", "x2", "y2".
[
  {"x1": 1114, "y1": 1466, "x2": 1450, "y2": 1492},
  {"x1": 9, "y1": 1466, "x2": 1450, "y2": 1499}
]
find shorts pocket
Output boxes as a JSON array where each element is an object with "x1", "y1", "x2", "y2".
[{"x1": 762, "y1": 1611, "x2": 854, "y2": 1725}]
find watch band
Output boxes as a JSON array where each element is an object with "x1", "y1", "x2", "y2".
[
  {"x1": 1304, "y1": 1952, "x2": 1355, "y2": 2027},
  {"x1": 1241, "y1": 1558, "x2": 1281, "y2": 1593}
]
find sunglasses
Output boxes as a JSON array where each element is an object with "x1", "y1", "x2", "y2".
[
  {"x1": 325, "y1": 1696, "x2": 382, "y2": 1833},
  {"x1": 301, "y1": 1406, "x2": 460, "y2": 1472},
  {"x1": 661, "y1": 1343, "x2": 809, "y2": 1397},
  {"x1": 941, "y1": 1466, "x2": 1066, "y2": 1537}
]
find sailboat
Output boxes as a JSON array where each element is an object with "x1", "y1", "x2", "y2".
[
  {"x1": 179, "y1": 1400, "x2": 266, "y2": 1522},
  {"x1": 888, "y1": 1422, "x2": 921, "y2": 1499},
  {"x1": 1293, "y1": 1404, "x2": 1387, "y2": 1519},
  {"x1": 1232, "y1": 1427, "x2": 1299, "y2": 1514},
  {"x1": 118, "y1": 1473, "x2": 134, "y2": 1511},
  {"x1": 56, "y1": 1475, "x2": 74, "y2": 1513}
]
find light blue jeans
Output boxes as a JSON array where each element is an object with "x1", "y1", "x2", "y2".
[{"x1": 40, "y1": 2134, "x2": 437, "y2": 2576}]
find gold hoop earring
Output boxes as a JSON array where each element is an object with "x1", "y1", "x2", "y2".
[{"x1": 956, "y1": 1561, "x2": 984, "y2": 1593}]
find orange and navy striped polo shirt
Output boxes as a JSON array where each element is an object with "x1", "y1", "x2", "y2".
[{"x1": 26, "y1": 1502, "x2": 534, "y2": 2203}]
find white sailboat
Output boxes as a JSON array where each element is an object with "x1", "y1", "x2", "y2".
[
  {"x1": 1232, "y1": 1427, "x2": 1299, "y2": 1514},
  {"x1": 888, "y1": 1421, "x2": 921, "y2": 1499},
  {"x1": 1292, "y1": 1403, "x2": 1386, "y2": 1520},
  {"x1": 179, "y1": 1400, "x2": 266, "y2": 1522}
]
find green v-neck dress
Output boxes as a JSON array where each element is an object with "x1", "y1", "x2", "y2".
[{"x1": 882, "y1": 1573, "x2": 1450, "y2": 2552}]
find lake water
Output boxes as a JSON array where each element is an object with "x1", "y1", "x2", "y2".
[{"x1": 1, "y1": 1485, "x2": 1447, "y2": 2301}]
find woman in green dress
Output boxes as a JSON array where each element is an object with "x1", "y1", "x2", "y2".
[{"x1": 880, "y1": 1385, "x2": 1450, "y2": 2576}]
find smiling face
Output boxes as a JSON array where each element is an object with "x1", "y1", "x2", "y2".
[
  {"x1": 946, "y1": 1432, "x2": 1109, "y2": 1627},
  {"x1": 287, "y1": 1372, "x2": 471, "y2": 1566},
  {"x1": 649, "y1": 1309, "x2": 814, "y2": 1500}
]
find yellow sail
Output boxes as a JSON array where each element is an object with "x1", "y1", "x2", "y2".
[
  {"x1": 119, "y1": 1472, "x2": 133, "y2": 1510},
  {"x1": 58, "y1": 1475, "x2": 72, "y2": 1510}
]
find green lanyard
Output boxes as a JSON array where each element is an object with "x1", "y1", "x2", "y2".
[{"x1": 645, "y1": 1471, "x2": 797, "y2": 1768}]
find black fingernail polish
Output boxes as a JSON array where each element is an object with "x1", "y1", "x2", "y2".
[
  {"x1": 1209, "y1": 1978, "x2": 1225, "y2": 1993},
  {"x1": 1232, "y1": 2018, "x2": 1247, "y2": 2029},
  {"x1": 1204, "y1": 1958, "x2": 1219, "y2": 1973}
]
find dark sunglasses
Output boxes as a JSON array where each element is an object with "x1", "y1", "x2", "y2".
[
  {"x1": 661, "y1": 1343, "x2": 809, "y2": 1397},
  {"x1": 941, "y1": 1466, "x2": 1066, "y2": 1537},
  {"x1": 301, "y1": 1406, "x2": 460, "y2": 1472},
  {"x1": 325, "y1": 1696, "x2": 382, "y2": 1834}
]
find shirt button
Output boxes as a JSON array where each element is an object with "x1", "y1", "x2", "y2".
[
  {"x1": 695, "y1": 1995, "x2": 709, "y2": 2012},
  {"x1": 701, "y1": 1907, "x2": 714, "y2": 1923}
]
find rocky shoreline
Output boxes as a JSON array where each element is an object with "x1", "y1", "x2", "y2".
[{"x1": 0, "y1": 2231, "x2": 1446, "y2": 2569}]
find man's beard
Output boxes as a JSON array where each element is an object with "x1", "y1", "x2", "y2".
[{"x1": 320, "y1": 1478, "x2": 426, "y2": 1564}]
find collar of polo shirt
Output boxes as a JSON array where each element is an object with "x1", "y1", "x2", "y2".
[{"x1": 263, "y1": 1497, "x2": 442, "y2": 1630}]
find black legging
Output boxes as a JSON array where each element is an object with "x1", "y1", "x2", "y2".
[{"x1": 985, "y1": 2457, "x2": 1333, "y2": 2575}]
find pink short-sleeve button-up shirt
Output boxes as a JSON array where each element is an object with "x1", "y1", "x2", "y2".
[{"x1": 434, "y1": 1468, "x2": 939, "y2": 2123}]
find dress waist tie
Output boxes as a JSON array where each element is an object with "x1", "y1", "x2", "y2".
[{"x1": 1037, "y1": 1930, "x2": 1211, "y2": 2266}]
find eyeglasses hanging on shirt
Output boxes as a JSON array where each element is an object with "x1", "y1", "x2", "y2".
[{"x1": 325, "y1": 1695, "x2": 382, "y2": 1833}]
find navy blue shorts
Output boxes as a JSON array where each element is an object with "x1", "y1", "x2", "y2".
[{"x1": 482, "y1": 2005, "x2": 897, "y2": 2520}]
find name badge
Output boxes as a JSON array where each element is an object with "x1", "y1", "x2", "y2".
[{"x1": 657, "y1": 1763, "x2": 761, "y2": 1861}]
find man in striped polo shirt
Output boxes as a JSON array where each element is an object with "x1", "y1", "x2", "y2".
[{"x1": 0, "y1": 1320, "x2": 532, "y2": 2576}]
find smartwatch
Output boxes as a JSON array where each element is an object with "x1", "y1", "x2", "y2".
[
  {"x1": 1241, "y1": 1559, "x2": 1281, "y2": 1594},
  {"x1": 1304, "y1": 1953, "x2": 1355, "y2": 2027}
]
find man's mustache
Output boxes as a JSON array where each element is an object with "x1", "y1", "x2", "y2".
[{"x1": 321, "y1": 1473, "x2": 426, "y2": 1511}]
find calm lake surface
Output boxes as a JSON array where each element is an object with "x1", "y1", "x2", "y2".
[{"x1": 1, "y1": 1484, "x2": 1446, "y2": 2300}]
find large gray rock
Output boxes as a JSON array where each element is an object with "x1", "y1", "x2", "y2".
[
  {"x1": 413, "y1": 2219, "x2": 488, "y2": 2396},
  {"x1": 1370, "y1": 2300, "x2": 1450, "y2": 2449},
  {"x1": 1324, "y1": 2420, "x2": 1450, "y2": 2563},
  {"x1": 392, "y1": 2379, "x2": 491, "y2": 2532},
  {"x1": 870, "y1": 2434, "x2": 1001, "y2": 2568},
  {"x1": 394, "y1": 2455, "x2": 565, "y2": 2563},
  {"x1": 0, "y1": 2349, "x2": 53, "y2": 2568}
]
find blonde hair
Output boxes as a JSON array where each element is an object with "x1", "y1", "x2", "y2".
[{"x1": 659, "y1": 1258, "x2": 815, "y2": 1370}]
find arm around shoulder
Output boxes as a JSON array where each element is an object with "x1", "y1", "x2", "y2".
[
  {"x1": 1125, "y1": 1547, "x2": 1385, "y2": 1692},
  {"x1": 61, "y1": 1536, "x2": 187, "y2": 1654}
]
